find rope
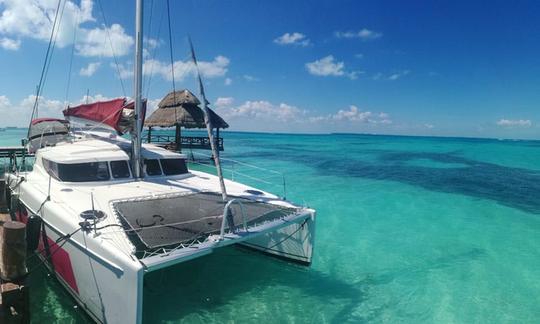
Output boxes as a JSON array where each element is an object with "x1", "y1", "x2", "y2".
[
  {"x1": 142, "y1": 0, "x2": 155, "y2": 94},
  {"x1": 166, "y1": 0, "x2": 178, "y2": 124},
  {"x1": 40, "y1": 0, "x2": 68, "y2": 102},
  {"x1": 166, "y1": 0, "x2": 177, "y2": 94},
  {"x1": 26, "y1": 0, "x2": 64, "y2": 139},
  {"x1": 144, "y1": 2, "x2": 165, "y2": 98},
  {"x1": 96, "y1": 0, "x2": 127, "y2": 97},
  {"x1": 25, "y1": 226, "x2": 83, "y2": 277},
  {"x1": 266, "y1": 218, "x2": 308, "y2": 250},
  {"x1": 64, "y1": 6, "x2": 81, "y2": 105}
]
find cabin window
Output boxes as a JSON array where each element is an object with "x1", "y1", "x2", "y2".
[
  {"x1": 110, "y1": 160, "x2": 131, "y2": 179},
  {"x1": 160, "y1": 158, "x2": 188, "y2": 175},
  {"x1": 144, "y1": 159, "x2": 162, "y2": 176},
  {"x1": 48, "y1": 161, "x2": 111, "y2": 182},
  {"x1": 42, "y1": 158, "x2": 59, "y2": 179}
]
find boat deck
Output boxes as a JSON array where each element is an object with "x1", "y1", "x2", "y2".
[{"x1": 112, "y1": 192, "x2": 300, "y2": 254}]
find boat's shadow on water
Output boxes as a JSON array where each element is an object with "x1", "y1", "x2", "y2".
[
  {"x1": 142, "y1": 247, "x2": 365, "y2": 323},
  {"x1": 142, "y1": 246, "x2": 486, "y2": 323}
]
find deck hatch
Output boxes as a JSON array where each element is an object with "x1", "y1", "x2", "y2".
[{"x1": 112, "y1": 192, "x2": 298, "y2": 249}]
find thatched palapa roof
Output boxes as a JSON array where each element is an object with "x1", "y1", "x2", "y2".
[{"x1": 144, "y1": 89, "x2": 229, "y2": 129}]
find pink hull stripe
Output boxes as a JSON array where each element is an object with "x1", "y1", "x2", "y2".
[
  {"x1": 16, "y1": 208, "x2": 28, "y2": 224},
  {"x1": 17, "y1": 205, "x2": 78, "y2": 294},
  {"x1": 38, "y1": 235, "x2": 79, "y2": 294}
]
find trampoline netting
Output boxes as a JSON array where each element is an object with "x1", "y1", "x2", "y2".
[{"x1": 112, "y1": 192, "x2": 299, "y2": 250}]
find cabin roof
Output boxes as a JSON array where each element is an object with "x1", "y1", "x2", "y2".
[
  {"x1": 144, "y1": 89, "x2": 229, "y2": 129},
  {"x1": 38, "y1": 137, "x2": 183, "y2": 163}
]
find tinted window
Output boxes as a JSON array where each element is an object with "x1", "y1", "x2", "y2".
[
  {"x1": 57, "y1": 162, "x2": 110, "y2": 182},
  {"x1": 144, "y1": 159, "x2": 162, "y2": 176},
  {"x1": 42, "y1": 158, "x2": 59, "y2": 179},
  {"x1": 110, "y1": 160, "x2": 131, "y2": 179},
  {"x1": 160, "y1": 158, "x2": 188, "y2": 175}
]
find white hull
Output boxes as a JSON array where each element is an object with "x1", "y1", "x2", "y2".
[
  {"x1": 6, "y1": 144, "x2": 315, "y2": 323},
  {"x1": 241, "y1": 213, "x2": 315, "y2": 265}
]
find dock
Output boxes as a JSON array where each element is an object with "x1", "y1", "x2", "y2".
[
  {"x1": 0, "y1": 147, "x2": 27, "y2": 159},
  {"x1": 0, "y1": 179, "x2": 30, "y2": 324},
  {"x1": 0, "y1": 147, "x2": 32, "y2": 174},
  {"x1": 145, "y1": 134, "x2": 224, "y2": 151}
]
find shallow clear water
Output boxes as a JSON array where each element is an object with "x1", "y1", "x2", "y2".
[{"x1": 2, "y1": 130, "x2": 540, "y2": 323}]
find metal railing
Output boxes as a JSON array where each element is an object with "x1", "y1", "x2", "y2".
[
  {"x1": 144, "y1": 134, "x2": 224, "y2": 151},
  {"x1": 188, "y1": 151, "x2": 287, "y2": 199},
  {"x1": 219, "y1": 199, "x2": 247, "y2": 239}
]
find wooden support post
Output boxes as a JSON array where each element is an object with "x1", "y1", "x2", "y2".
[
  {"x1": 0, "y1": 221, "x2": 27, "y2": 281},
  {"x1": 175, "y1": 124, "x2": 182, "y2": 152},
  {"x1": 147, "y1": 127, "x2": 152, "y2": 143},
  {"x1": 0, "y1": 181, "x2": 6, "y2": 213},
  {"x1": 0, "y1": 220, "x2": 29, "y2": 323},
  {"x1": 215, "y1": 128, "x2": 220, "y2": 156}
]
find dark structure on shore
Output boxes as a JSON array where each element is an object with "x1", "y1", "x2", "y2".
[{"x1": 144, "y1": 89, "x2": 229, "y2": 151}]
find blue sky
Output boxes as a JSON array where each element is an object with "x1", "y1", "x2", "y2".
[{"x1": 1, "y1": 0, "x2": 540, "y2": 139}]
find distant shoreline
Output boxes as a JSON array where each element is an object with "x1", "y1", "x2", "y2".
[{"x1": 1, "y1": 127, "x2": 538, "y2": 143}]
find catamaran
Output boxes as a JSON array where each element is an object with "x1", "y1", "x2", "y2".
[{"x1": 3, "y1": 0, "x2": 315, "y2": 323}]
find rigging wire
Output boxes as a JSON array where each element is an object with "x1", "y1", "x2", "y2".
[
  {"x1": 96, "y1": 0, "x2": 127, "y2": 97},
  {"x1": 41, "y1": 0, "x2": 68, "y2": 103},
  {"x1": 26, "y1": 0, "x2": 64, "y2": 138},
  {"x1": 166, "y1": 0, "x2": 177, "y2": 95},
  {"x1": 144, "y1": 1, "x2": 166, "y2": 98},
  {"x1": 141, "y1": 0, "x2": 155, "y2": 93},
  {"x1": 166, "y1": 0, "x2": 179, "y2": 126},
  {"x1": 64, "y1": 7, "x2": 81, "y2": 106}
]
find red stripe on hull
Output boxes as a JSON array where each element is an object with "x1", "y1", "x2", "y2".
[
  {"x1": 16, "y1": 207, "x2": 28, "y2": 224},
  {"x1": 38, "y1": 235, "x2": 79, "y2": 294}
]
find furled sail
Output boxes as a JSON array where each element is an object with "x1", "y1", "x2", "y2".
[{"x1": 63, "y1": 98, "x2": 146, "y2": 134}]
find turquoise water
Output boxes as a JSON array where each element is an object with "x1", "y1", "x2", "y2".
[{"x1": 2, "y1": 129, "x2": 540, "y2": 323}]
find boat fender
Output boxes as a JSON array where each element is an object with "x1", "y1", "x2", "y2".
[
  {"x1": 8, "y1": 191, "x2": 17, "y2": 221},
  {"x1": 26, "y1": 215, "x2": 42, "y2": 251}
]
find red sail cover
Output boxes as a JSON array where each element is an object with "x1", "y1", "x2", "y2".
[{"x1": 63, "y1": 98, "x2": 126, "y2": 131}]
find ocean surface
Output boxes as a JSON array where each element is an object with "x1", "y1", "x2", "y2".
[{"x1": 1, "y1": 128, "x2": 540, "y2": 323}]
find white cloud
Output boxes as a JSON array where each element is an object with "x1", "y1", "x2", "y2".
[
  {"x1": 354, "y1": 53, "x2": 364, "y2": 59},
  {"x1": 332, "y1": 105, "x2": 372, "y2": 122},
  {"x1": 424, "y1": 123, "x2": 434, "y2": 129},
  {"x1": 112, "y1": 62, "x2": 134, "y2": 79},
  {"x1": 496, "y1": 119, "x2": 532, "y2": 127},
  {"x1": 243, "y1": 75, "x2": 259, "y2": 82},
  {"x1": 0, "y1": 37, "x2": 20, "y2": 50},
  {"x1": 335, "y1": 29, "x2": 383, "y2": 40},
  {"x1": 230, "y1": 101, "x2": 301, "y2": 122},
  {"x1": 146, "y1": 98, "x2": 161, "y2": 115},
  {"x1": 274, "y1": 32, "x2": 310, "y2": 46},
  {"x1": 76, "y1": 24, "x2": 133, "y2": 57},
  {"x1": 306, "y1": 55, "x2": 344, "y2": 77},
  {"x1": 387, "y1": 70, "x2": 410, "y2": 81},
  {"x1": 372, "y1": 70, "x2": 410, "y2": 81},
  {"x1": 0, "y1": 95, "x2": 11, "y2": 108},
  {"x1": 0, "y1": 94, "x2": 67, "y2": 126},
  {"x1": 79, "y1": 62, "x2": 101, "y2": 76},
  {"x1": 213, "y1": 98, "x2": 302, "y2": 122},
  {"x1": 0, "y1": 0, "x2": 133, "y2": 57},
  {"x1": 224, "y1": 77, "x2": 232, "y2": 86},
  {"x1": 305, "y1": 55, "x2": 360, "y2": 79},
  {"x1": 310, "y1": 105, "x2": 392, "y2": 124},
  {"x1": 0, "y1": 0, "x2": 94, "y2": 47},
  {"x1": 142, "y1": 56, "x2": 230, "y2": 81},
  {"x1": 214, "y1": 97, "x2": 234, "y2": 109}
]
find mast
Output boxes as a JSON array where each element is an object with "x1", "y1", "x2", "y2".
[
  {"x1": 132, "y1": 0, "x2": 144, "y2": 178},
  {"x1": 189, "y1": 39, "x2": 228, "y2": 201}
]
